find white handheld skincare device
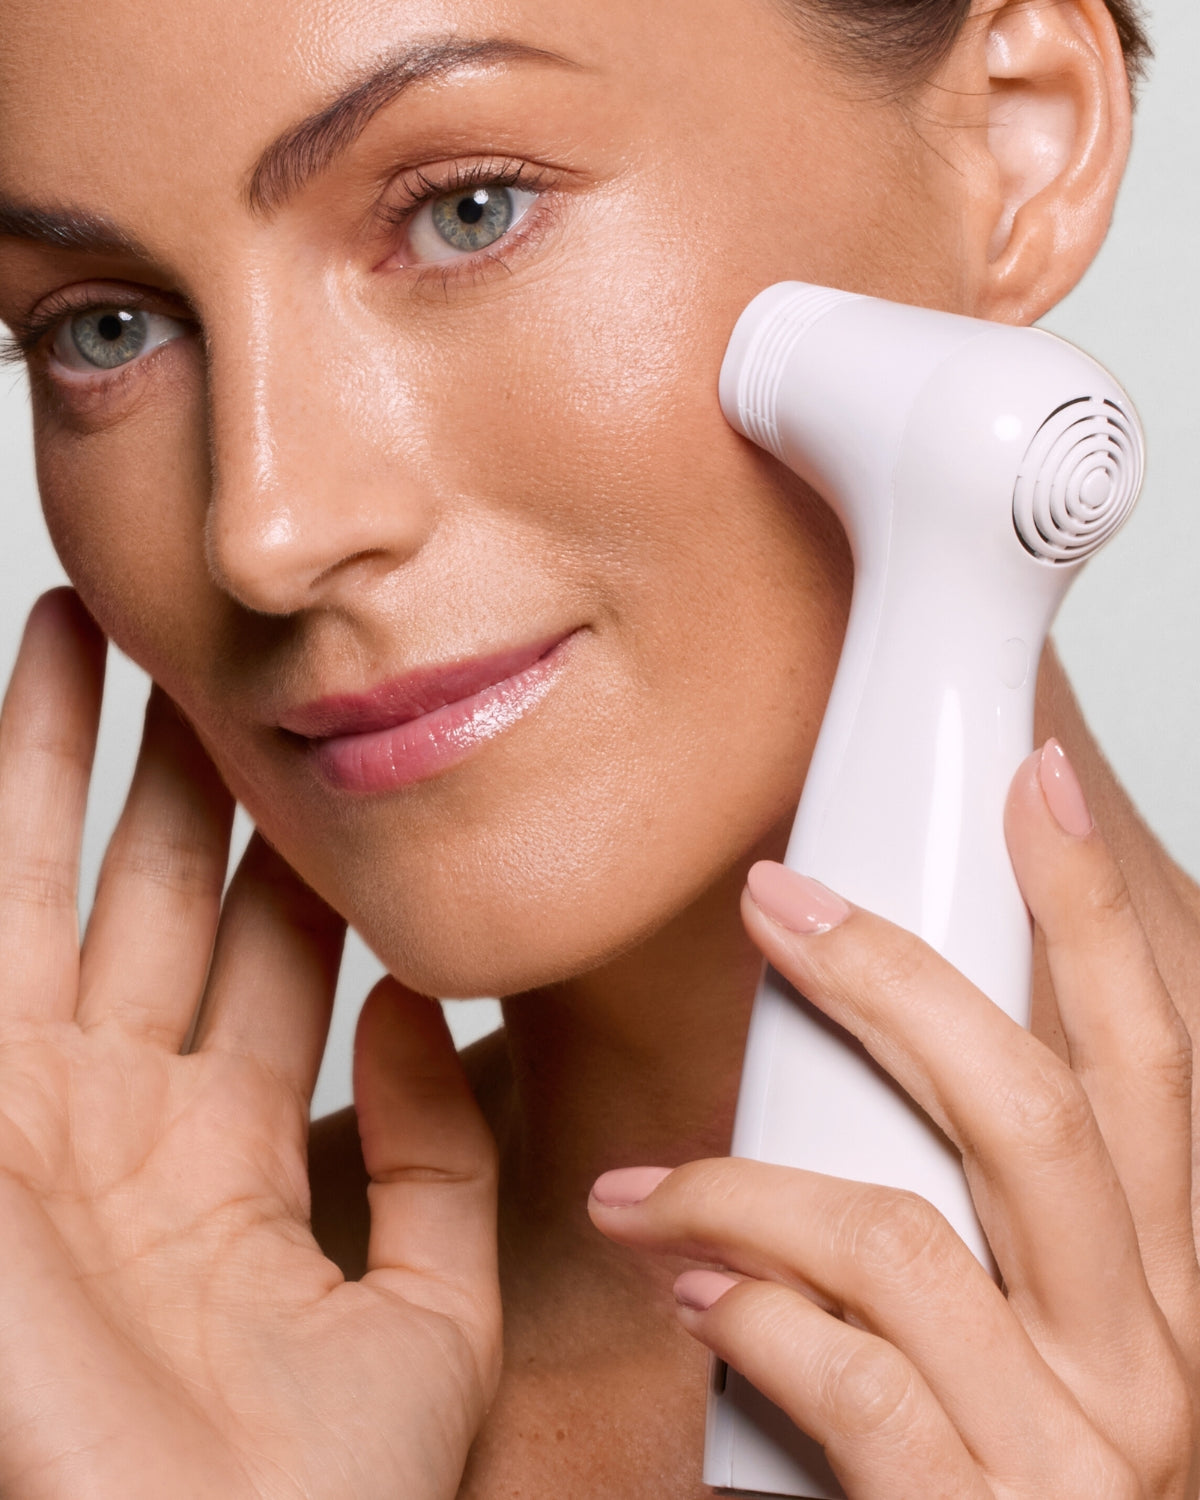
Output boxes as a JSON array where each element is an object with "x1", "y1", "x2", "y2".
[{"x1": 704, "y1": 283, "x2": 1146, "y2": 1499}]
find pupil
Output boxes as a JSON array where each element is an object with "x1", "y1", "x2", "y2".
[
  {"x1": 457, "y1": 194, "x2": 487, "y2": 225},
  {"x1": 98, "y1": 313, "x2": 125, "y2": 343}
]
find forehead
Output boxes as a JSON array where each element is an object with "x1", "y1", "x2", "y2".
[
  {"x1": 0, "y1": 0, "x2": 906, "y2": 307},
  {"x1": 0, "y1": 0, "x2": 665, "y2": 219}
]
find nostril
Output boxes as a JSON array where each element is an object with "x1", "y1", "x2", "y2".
[
  {"x1": 317, "y1": 545, "x2": 393, "y2": 578},
  {"x1": 206, "y1": 493, "x2": 424, "y2": 616},
  {"x1": 204, "y1": 402, "x2": 438, "y2": 613}
]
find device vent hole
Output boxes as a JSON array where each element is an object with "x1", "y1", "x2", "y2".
[{"x1": 1012, "y1": 396, "x2": 1144, "y2": 564}]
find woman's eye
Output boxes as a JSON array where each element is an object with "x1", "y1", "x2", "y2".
[
  {"x1": 50, "y1": 307, "x2": 187, "y2": 374},
  {"x1": 406, "y1": 184, "x2": 539, "y2": 264}
]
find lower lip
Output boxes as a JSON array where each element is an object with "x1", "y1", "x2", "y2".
[{"x1": 308, "y1": 636, "x2": 574, "y2": 793}]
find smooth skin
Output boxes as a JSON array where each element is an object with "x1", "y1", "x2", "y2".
[{"x1": 0, "y1": 0, "x2": 1197, "y2": 1495}]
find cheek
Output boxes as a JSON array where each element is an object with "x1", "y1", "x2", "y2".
[
  {"x1": 270, "y1": 240, "x2": 855, "y2": 996},
  {"x1": 32, "y1": 352, "x2": 214, "y2": 684},
  {"x1": 25, "y1": 181, "x2": 862, "y2": 1003}
]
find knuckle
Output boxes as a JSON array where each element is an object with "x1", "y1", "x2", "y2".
[
  {"x1": 833, "y1": 927, "x2": 931, "y2": 1024},
  {"x1": 1143, "y1": 1011, "x2": 1194, "y2": 1104},
  {"x1": 0, "y1": 851, "x2": 76, "y2": 911},
  {"x1": 370, "y1": 1163, "x2": 484, "y2": 1189},
  {"x1": 840, "y1": 1189, "x2": 948, "y2": 1288},
  {"x1": 1140, "y1": 1037, "x2": 1194, "y2": 1114},
  {"x1": 101, "y1": 829, "x2": 222, "y2": 903},
  {"x1": 821, "y1": 1339, "x2": 920, "y2": 1439},
  {"x1": 992, "y1": 1053, "x2": 1096, "y2": 1160},
  {"x1": 13, "y1": 720, "x2": 94, "y2": 776},
  {"x1": 1085, "y1": 862, "x2": 1137, "y2": 928},
  {"x1": 866, "y1": 929, "x2": 929, "y2": 1001}
]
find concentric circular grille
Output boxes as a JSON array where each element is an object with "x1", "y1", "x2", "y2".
[{"x1": 1012, "y1": 397, "x2": 1144, "y2": 565}]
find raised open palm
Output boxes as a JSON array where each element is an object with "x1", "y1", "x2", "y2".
[{"x1": 0, "y1": 591, "x2": 501, "y2": 1500}]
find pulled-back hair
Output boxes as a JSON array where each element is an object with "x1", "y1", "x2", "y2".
[{"x1": 788, "y1": 0, "x2": 1151, "y2": 91}]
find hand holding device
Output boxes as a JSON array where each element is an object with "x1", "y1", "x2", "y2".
[{"x1": 704, "y1": 283, "x2": 1146, "y2": 1497}]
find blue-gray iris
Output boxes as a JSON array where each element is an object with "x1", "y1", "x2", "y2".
[
  {"x1": 431, "y1": 188, "x2": 516, "y2": 253},
  {"x1": 71, "y1": 309, "x2": 148, "y2": 370}
]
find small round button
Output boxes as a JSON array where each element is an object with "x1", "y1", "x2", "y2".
[
  {"x1": 1079, "y1": 467, "x2": 1114, "y2": 509},
  {"x1": 999, "y1": 637, "x2": 1030, "y2": 690}
]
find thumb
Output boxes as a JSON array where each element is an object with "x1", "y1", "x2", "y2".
[{"x1": 353, "y1": 979, "x2": 499, "y2": 1331}]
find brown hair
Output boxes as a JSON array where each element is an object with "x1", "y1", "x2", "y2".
[{"x1": 790, "y1": 0, "x2": 1152, "y2": 91}]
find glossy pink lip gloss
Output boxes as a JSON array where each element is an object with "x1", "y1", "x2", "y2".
[{"x1": 283, "y1": 633, "x2": 574, "y2": 793}]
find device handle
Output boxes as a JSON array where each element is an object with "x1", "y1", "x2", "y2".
[{"x1": 703, "y1": 551, "x2": 1046, "y2": 1497}]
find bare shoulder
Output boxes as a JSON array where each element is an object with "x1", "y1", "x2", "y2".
[{"x1": 308, "y1": 1024, "x2": 509, "y2": 1279}]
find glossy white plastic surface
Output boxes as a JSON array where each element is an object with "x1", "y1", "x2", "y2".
[{"x1": 705, "y1": 283, "x2": 1145, "y2": 1498}]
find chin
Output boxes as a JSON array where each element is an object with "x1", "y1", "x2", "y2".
[
  {"x1": 269, "y1": 804, "x2": 724, "y2": 1000},
  {"x1": 328, "y1": 870, "x2": 663, "y2": 1000}
]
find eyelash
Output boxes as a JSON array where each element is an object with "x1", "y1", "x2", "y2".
[
  {"x1": 376, "y1": 155, "x2": 558, "y2": 281},
  {"x1": 385, "y1": 155, "x2": 554, "y2": 221},
  {"x1": 0, "y1": 156, "x2": 560, "y2": 370},
  {"x1": 0, "y1": 287, "x2": 119, "y2": 366}
]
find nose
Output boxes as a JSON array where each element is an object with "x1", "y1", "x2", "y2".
[{"x1": 204, "y1": 279, "x2": 435, "y2": 616}]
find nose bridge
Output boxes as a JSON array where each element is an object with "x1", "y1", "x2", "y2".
[{"x1": 204, "y1": 266, "x2": 432, "y2": 614}]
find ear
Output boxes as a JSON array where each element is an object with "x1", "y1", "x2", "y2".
[{"x1": 950, "y1": 0, "x2": 1133, "y2": 325}]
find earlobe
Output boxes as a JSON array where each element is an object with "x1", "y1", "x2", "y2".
[{"x1": 969, "y1": 0, "x2": 1132, "y2": 325}]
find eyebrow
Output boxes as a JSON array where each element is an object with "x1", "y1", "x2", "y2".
[
  {"x1": 246, "y1": 38, "x2": 583, "y2": 216},
  {"x1": 0, "y1": 200, "x2": 149, "y2": 257},
  {"x1": 0, "y1": 38, "x2": 581, "y2": 255}
]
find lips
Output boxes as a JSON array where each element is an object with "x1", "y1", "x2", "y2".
[{"x1": 279, "y1": 631, "x2": 575, "y2": 792}]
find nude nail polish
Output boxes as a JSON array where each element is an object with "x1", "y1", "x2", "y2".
[
  {"x1": 674, "y1": 1270, "x2": 739, "y2": 1311},
  {"x1": 746, "y1": 863, "x2": 851, "y2": 935},
  {"x1": 591, "y1": 1166, "x2": 673, "y2": 1207},
  {"x1": 1039, "y1": 739, "x2": 1093, "y2": 838}
]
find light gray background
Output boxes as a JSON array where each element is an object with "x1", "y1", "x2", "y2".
[{"x1": 1, "y1": 0, "x2": 1195, "y2": 1117}]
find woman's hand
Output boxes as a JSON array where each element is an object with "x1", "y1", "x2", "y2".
[
  {"x1": 0, "y1": 591, "x2": 500, "y2": 1500},
  {"x1": 590, "y1": 738, "x2": 1200, "y2": 1496}
]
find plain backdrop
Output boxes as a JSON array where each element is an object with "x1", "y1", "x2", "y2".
[{"x1": 0, "y1": 0, "x2": 1195, "y2": 1117}]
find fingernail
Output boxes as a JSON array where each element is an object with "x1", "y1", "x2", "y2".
[
  {"x1": 591, "y1": 1166, "x2": 673, "y2": 1208},
  {"x1": 674, "y1": 1270, "x2": 739, "y2": 1311},
  {"x1": 746, "y1": 864, "x2": 851, "y2": 935},
  {"x1": 1039, "y1": 739, "x2": 1093, "y2": 838}
]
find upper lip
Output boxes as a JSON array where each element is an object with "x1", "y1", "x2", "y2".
[{"x1": 276, "y1": 631, "x2": 572, "y2": 740}]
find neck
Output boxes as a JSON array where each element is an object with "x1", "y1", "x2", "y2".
[{"x1": 487, "y1": 820, "x2": 788, "y2": 1311}]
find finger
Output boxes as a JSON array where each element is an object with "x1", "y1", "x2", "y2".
[
  {"x1": 591, "y1": 1158, "x2": 1110, "y2": 1488},
  {"x1": 77, "y1": 688, "x2": 234, "y2": 1047},
  {"x1": 188, "y1": 834, "x2": 344, "y2": 1105},
  {"x1": 739, "y1": 863, "x2": 1176, "y2": 1407},
  {"x1": 354, "y1": 980, "x2": 499, "y2": 1339},
  {"x1": 1007, "y1": 742, "x2": 1198, "y2": 1318},
  {"x1": 0, "y1": 590, "x2": 104, "y2": 1022},
  {"x1": 674, "y1": 1273, "x2": 991, "y2": 1500}
]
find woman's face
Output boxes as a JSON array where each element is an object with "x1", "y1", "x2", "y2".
[{"x1": 0, "y1": 0, "x2": 974, "y2": 995}]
